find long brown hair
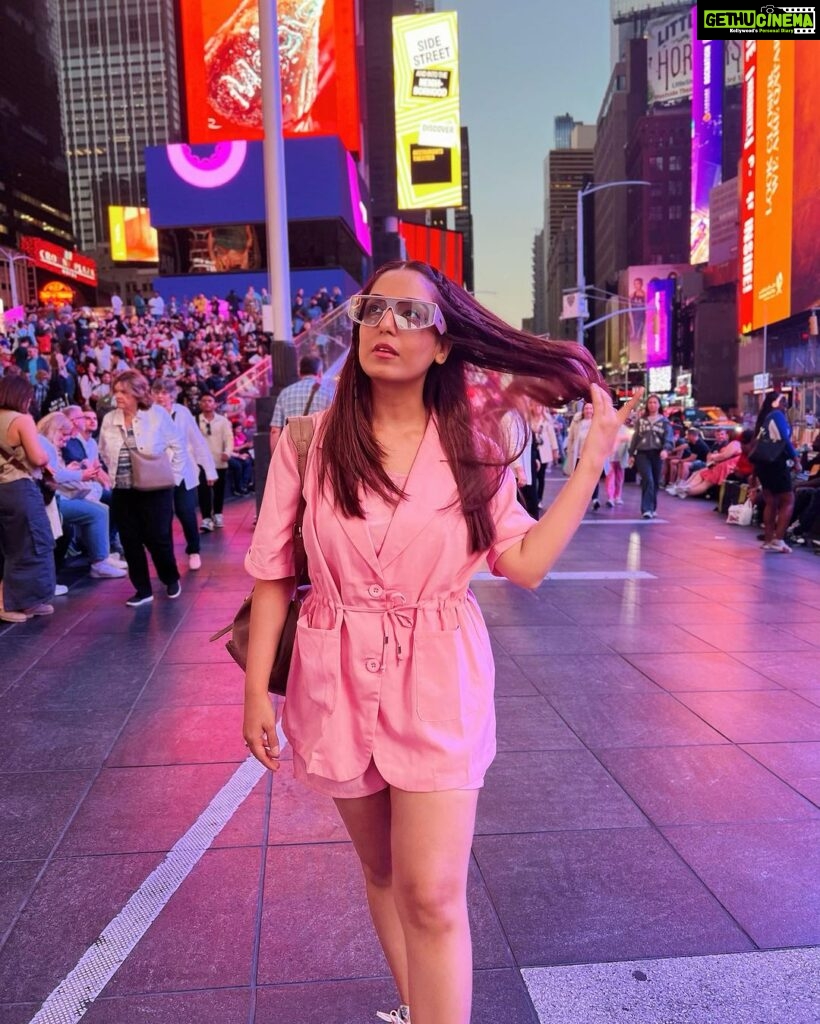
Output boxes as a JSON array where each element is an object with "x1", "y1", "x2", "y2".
[{"x1": 319, "y1": 260, "x2": 604, "y2": 552}]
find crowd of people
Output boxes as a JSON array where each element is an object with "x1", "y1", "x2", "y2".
[{"x1": 0, "y1": 281, "x2": 353, "y2": 620}]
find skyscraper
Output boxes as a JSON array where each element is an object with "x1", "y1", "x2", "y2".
[
  {"x1": 0, "y1": 0, "x2": 74, "y2": 306},
  {"x1": 48, "y1": 0, "x2": 182, "y2": 254}
]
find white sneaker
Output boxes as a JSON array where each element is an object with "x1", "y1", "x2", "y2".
[
  {"x1": 201, "y1": 518, "x2": 215, "y2": 532},
  {"x1": 90, "y1": 560, "x2": 127, "y2": 579},
  {"x1": 54, "y1": 584, "x2": 69, "y2": 597},
  {"x1": 188, "y1": 553, "x2": 202, "y2": 570},
  {"x1": 376, "y1": 1007, "x2": 410, "y2": 1023},
  {"x1": 665, "y1": 485, "x2": 678, "y2": 494},
  {"x1": 107, "y1": 554, "x2": 128, "y2": 569},
  {"x1": 214, "y1": 513, "x2": 224, "y2": 528}
]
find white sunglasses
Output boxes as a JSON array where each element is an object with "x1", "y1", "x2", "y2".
[{"x1": 348, "y1": 294, "x2": 447, "y2": 334}]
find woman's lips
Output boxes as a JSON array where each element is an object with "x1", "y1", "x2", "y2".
[{"x1": 372, "y1": 344, "x2": 398, "y2": 357}]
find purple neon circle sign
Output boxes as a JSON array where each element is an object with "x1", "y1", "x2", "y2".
[{"x1": 166, "y1": 141, "x2": 248, "y2": 189}]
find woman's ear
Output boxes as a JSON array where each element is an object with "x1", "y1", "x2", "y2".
[{"x1": 434, "y1": 341, "x2": 452, "y2": 365}]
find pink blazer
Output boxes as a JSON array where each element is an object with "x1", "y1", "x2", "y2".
[{"x1": 245, "y1": 413, "x2": 535, "y2": 791}]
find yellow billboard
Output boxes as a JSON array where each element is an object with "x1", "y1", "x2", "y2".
[
  {"x1": 108, "y1": 206, "x2": 159, "y2": 263},
  {"x1": 393, "y1": 12, "x2": 462, "y2": 210}
]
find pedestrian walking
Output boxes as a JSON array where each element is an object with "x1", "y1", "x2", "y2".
[
  {"x1": 242, "y1": 260, "x2": 640, "y2": 1024},
  {"x1": 151, "y1": 379, "x2": 217, "y2": 571},
  {"x1": 98, "y1": 370, "x2": 185, "y2": 606},
  {"x1": 628, "y1": 394, "x2": 674, "y2": 518}
]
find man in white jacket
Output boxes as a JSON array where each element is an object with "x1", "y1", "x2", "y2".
[{"x1": 151, "y1": 380, "x2": 217, "y2": 569}]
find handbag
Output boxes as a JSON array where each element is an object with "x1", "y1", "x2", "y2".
[
  {"x1": 748, "y1": 422, "x2": 786, "y2": 465},
  {"x1": 120, "y1": 427, "x2": 176, "y2": 490},
  {"x1": 130, "y1": 451, "x2": 175, "y2": 490},
  {"x1": 210, "y1": 415, "x2": 315, "y2": 695}
]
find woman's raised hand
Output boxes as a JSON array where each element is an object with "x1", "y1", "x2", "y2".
[{"x1": 584, "y1": 385, "x2": 643, "y2": 469}]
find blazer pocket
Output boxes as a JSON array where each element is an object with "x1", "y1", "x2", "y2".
[
  {"x1": 294, "y1": 618, "x2": 340, "y2": 714},
  {"x1": 414, "y1": 628, "x2": 462, "y2": 723}
]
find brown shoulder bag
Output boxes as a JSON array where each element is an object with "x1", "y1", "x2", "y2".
[{"x1": 210, "y1": 415, "x2": 315, "y2": 695}]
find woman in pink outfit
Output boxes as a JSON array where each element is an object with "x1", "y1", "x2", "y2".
[
  {"x1": 242, "y1": 261, "x2": 640, "y2": 1024},
  {"x1": 606, "y1": 420, "x2": 634, "y2": 506}
]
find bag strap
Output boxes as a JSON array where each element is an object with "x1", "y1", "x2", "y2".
[
  {"x1": 302, "y1": 381, "x2": 320, "y2": 416},
  {"x1": 286, "y1": 415, "x2": 316, "y2": 587}
]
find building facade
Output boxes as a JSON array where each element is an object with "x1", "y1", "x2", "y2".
[
  {"x1": 48, "y1": 0, "x2": 182, "y2": 256},
  {"x1": 0, "y1": 0, "x2": 74, "y2": 307}
]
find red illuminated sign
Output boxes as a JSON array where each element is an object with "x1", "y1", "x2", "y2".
[
  {"x1": 19, "y1": 237, "x2": 98, "y2": 286},
  {"x1": 178, "y1": 0, "x2": 360, "y2": 154}
]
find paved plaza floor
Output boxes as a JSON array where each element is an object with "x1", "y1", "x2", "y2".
[{"x1": 1, "y1": 477, "x2": 818, "y2": 1023}]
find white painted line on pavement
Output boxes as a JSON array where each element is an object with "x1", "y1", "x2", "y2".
[
  {"x1": 472, "y1": 570, "x2": 656, "y2": 582},
  {"x1": 26, "y1": 732, "x2": 285, "y2": 1024},
  {"x1": 578, "y1": 518, "x2": 668, "y2": 525}
]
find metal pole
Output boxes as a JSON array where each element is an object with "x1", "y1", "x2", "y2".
[
  {"x1": 576, "y1": 187, "x2": 585, "y2": 346},
  {"x1": 258, "y1": 0, "x2": 293, "y2": 343}
]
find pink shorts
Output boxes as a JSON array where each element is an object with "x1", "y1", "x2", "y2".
[{"x1": 293, "y1": 752, "x2": 483, "y2": 800}]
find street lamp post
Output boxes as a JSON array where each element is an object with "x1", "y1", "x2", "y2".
[{"x1": 575, "y1": 180, "x2": 649, "y2": 346}]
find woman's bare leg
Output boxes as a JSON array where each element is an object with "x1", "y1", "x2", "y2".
[
  {"x1": 390, "y1": 788, "x2": 479, "y2": 1024},
  {"x1": 762, "y1": 489, "x2": 776, "y2": 543},
  {"x1": 774, "y1": 491, "x2": 796, "y2": 541},
  {"x1": 334, "y1": 790, "x2": 409, "y2": 1005}
]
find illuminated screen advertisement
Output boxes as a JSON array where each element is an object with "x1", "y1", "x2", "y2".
[
  {"x1": 690, "y1": 14, "x2": 723, "y2": 265},
  {"x1": 158, "y1": 224, "x2": 265, "y2": 276},
  {"x1": 18, "y1": 237, "x2": 98, "y2": 287},
  {"x1": 108, "y1": 207, "x2": 159, "y2": 262},
  {"x1": 393, "y1": 12, "x2": 462, "y2": 210},
  {"x1": 646, "y1": 278, "x2": 676, "y2": 368},
  {"x1": 646, "y1": 10, "x2": 741, "y2": 108},
  {"x1": 620, "y1": 265, "x2": 686, "y2": 365},
  {"x1": 178, "y1": 0, "x2": 359, "y2": 153},
  {"x1": 738, "y1": 40, "x2": 796, "y2": 333}
]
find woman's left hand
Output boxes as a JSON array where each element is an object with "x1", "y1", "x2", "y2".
[{"x1": 583, "y1": 385, "x2": 644, "y2": 470}]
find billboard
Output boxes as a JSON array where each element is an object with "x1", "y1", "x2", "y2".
[
  {"x1": 18, "y1": 237, "x2": 97, "y2": 287},
  {"x1": 145, "y1": 138, "x2": 369, "y2": 240},
  {"x1": 158, "y1": 224, "x2": 265, "y2": 276},
  {"x1": 393, "y1": 12, "x2": 462, "y2": 210},
  {"x1": 108, "y1": 207, "x2": 159, "y2": 262},
  {"x1": 620, "y1": 264, "x2": 687, "y2": 365},
  {"x1": 646, "y1": 277, "x2": 676, "y2": 368},
  {"x1": 738, "y1": 40, "x2": 796, "y2": 333},
  {"x1": 178, "y1": 0, "x2": 359, "y2": 154},
  {"x1": 690, "y1": 23, "x2": 724, "y2": 265},
  {"x1": 399, "y1": 221, "x2": 464, "y2": 285},
  {"x1": 646, "y1": 11, "x2": 742, "y2": 107}
]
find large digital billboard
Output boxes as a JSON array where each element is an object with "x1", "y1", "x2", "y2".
[
  {"x1": 646, "y1": 278, "x2": 676, "y2": 368},
  {"x1": 738, "y1": 40, "x2": 796, "y2": 333},
  {"x1": 108, "y1": 207, "x2": 159, "y2": 263},
  {"x1": 646, "y1": 10, "x2": 741, "y2": 107},
  {"x1": 392, "y1": 12, "x2": 462, "y2": 210},
  {"x1": 178, "y1": 0, "x2": 359, "y2": 154},
  {"x1": 620, "y1": 264, "x2": 687, "y2": 365},
  {"x1": 690, "y1": 22, "x2": 723, "y2": 265}
]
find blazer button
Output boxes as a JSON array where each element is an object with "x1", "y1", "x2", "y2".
[
  {"x1": 365, "y1": 659, "x2": 379, "y2": 672},
  {"x1": 368, "y1": 584, "x2": 383, "y2": 597}
]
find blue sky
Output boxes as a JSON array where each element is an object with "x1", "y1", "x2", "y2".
[{"x1": 447, "y1": 0, "x2": 611, "y2": 325}]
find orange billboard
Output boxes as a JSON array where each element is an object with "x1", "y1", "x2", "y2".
[
  {"x1": 738, "y1": 40, "x2": 796, "y2": 334},
  {"x1": 178, "y1": 0, "x2": 359, "y2": 154}
]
